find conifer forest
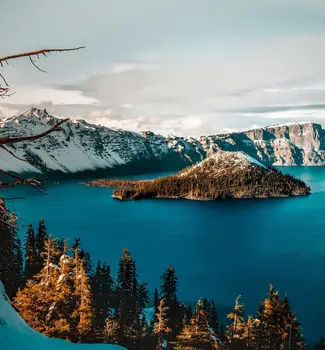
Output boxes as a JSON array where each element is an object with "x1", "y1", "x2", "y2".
[{"x1": 1, "y1": 200, "x2": 321, "y2": 349}]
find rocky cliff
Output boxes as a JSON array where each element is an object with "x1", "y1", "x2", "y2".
[{"x1": 0, "y1": 108, "x2": 324, "y2": 178}]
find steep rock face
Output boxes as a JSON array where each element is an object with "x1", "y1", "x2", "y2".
[
  {"x1": 200, "y1": 122, "x2": 325, "y2": 166},
  {"x1": 87, "y1": 151, "x2": 310, "y2": 200},
  {"x1": 241, "y1": 122, "x2": 325, "y2": 165},
  {"x1": 0, "y1": 108, "x2": 324, "y2": 177}
]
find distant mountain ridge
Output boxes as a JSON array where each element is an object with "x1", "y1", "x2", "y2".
[{"x1": 0, "y1": 108, "x2": 324, "y2": 177}]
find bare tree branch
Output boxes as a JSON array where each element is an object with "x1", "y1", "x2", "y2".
[
  {"x1": 0, "y1": 145, "x2": 42, "y2": 166},
  {"x1": 0, "y1": 46, "x2": 85, "y2": 96},
  {"x1": 0, "y1": 117, "x2": 69, "y2": 145},
  {"x1": 0, "y1": 45, "x2": 83, "y2": 191},
  {"x1": 0, "y1": 46, "x2": 85, "y2": 66},
  {"x1": 0, "y1": 169, "x2": 43, "y2": 192}
]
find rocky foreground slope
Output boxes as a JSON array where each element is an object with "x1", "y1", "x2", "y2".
[
  {"x1": 86, "y1": 151, "x2": 310, "y2": 200},
  {"x1": 0, "y1": 108, "x2": 324, "y2": 178}
]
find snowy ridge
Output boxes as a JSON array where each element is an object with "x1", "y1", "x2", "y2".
[
  {"x1": 0, "y1": 281, "x2": 125, "y2": 350},
  {"x1": 178, "y1": 151, "x2": 267, "y2": 178},
  {"x1": 0, "y1": 108, "x2": 202, "y2": 175},
  {"x1": 0, "y1": 108, "x2": 325, "y2": 176}
]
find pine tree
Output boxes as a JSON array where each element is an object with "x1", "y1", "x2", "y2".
[
  {"x1": 209, "y1": 301, "x2": 219, "y2": 336},
  {"x1": 0, "y1": 212, "x2": 24, "y2": 298},
  {"x1": 15, "y1": 237, "x2": 96, "y2": 343},
  {"x1": 254, "y1": 286, "x2": 305, "y2": 350},
  {"x1": 13, "y1": 236, "x2": 23, "y2": 293},
  {"x1": 280, "y1": 296, "x2": 305, "y2": 350},
  {"x1": 73, "y1": 250, "x2": 94, "y2": 342},
  {"x1": 226, "y1": 296, "x2": 247, "y2": 344},
  {"x1": 245, "y1": 315, "x2": 256, "y2": 348},
  {"x1": 175, "y1": 299, "x2": 219, "y2": 350},
  {"x1": 116, "y1": 248, "x2": 141, "y2": 344},
  {"x1": 93, "y1": 260, "x2": 115, "y2": 329},
  {"x1": 52, "y1": 241, "x2": 76, "y2": 340},
  {"x1": 34, "y1": 218, "x2": 48, "y2": 274},
  {"x1": 154, "y1": 298, "x2": 171, "y2": 349},
  {"x1": 152, "y1": 288, "x2": 160, "y2": 325},
  {"x1": 137, "y1": 282, "x2": 149, "y2": 310},
  {"x1": 8, "y1": 214, "x2": 23, "y2": 296},
  {"x1": 13, "y1": 237, "x2": 60, "y2": 336},
  {"x1": 160, "y1": 265, "x2": 182, "y2": 336},
  {"x1": 0, "y1": 200, "x2": 11, "y2": 292},
  {"x1": 24, "y1": 224, "x2": 38, "y2": 281}
]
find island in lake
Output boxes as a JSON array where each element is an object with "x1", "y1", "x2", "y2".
[{"x1": 85, "y1": 151, "x2": 311, "y2": 201}]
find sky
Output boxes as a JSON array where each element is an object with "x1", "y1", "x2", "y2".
[{"x1": 2, "y1": 0, "x2": 325, "y2": 136}]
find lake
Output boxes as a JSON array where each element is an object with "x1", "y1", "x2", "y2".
[{"x1": 3, "y1": 167, "x2": 325, "y2": 344}]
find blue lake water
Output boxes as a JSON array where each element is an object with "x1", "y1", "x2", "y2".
[{"x1": 3, "y1": 167, "x2": 325, "y2": 344}]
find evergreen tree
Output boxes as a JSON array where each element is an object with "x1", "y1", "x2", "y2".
[
  {"x1": 34, "y1": 218, "x2": 48, "y2": 274},
  {"x1": 245, "y1": 315, "x2": 256, "y2": 349},
  {"x1": 0, "y1": 211, "x2": 23, "y2": 297},
  {"x1": 280, "y1": 296, "x2": 305, "y2": 350},
  {"x1": 175, "y1": 299, "x2": 219, "y2": 350},
  {"x1": 137, "y1": 282, "x2": 149, "y2": 310},
  {"x1": 73, "y1": 250, "x2": 94, "y2": 342},
  {"x1": 13, "y1": 236, "x2": 23, "y2": 293},
  {"x1": 201, "y1": 299, "x2": 219, "y2": 335},
  {"x1": 154, "y1": 298, "x2": 171, "y2": 349},
  {"x1": 116, "y1": 248, "x2": 142, "y2": 344},
  {"x1": 53, "y1": 238, "x2": 64, "y2": 265},
  {"x1": 13, "y1": 237, "x2": 60, "y2": 336},
  {"x1": 9, "y1": 214, "x2": 23, "y2": 295},
  {"x1": 152, "y1": 288, "x2": 160, "y2": 325},
  {"x1": 209, "y1": 301, "x2": 219, "y2": 336},
  {"x1": 92, "y1": 260, "x2": 115, "y2": 330},
  {"x1": 0, "y1": 201, "x2": 11, "y2": 293},
  {"x1": 254, "y1": 286, "x2": 305, "y2": 350},
  {"x1": 24, "y1": 224, "x2": 38, "y2": 281},
  {"x1": 81, "y1": 250, "x2": 93, "y2": 276},
  {"x1": 72, "y1": 238, "x2": 93, "y2": 276},
  {"x1": 226, "y1": 296, "x2": 247, "y2": 344},
  {"x1": 15, "y1": 238, "x2": 95, "y2": 342},
  {"x1": 160, "y1": 265, "x2": 182, "y2": 336}
]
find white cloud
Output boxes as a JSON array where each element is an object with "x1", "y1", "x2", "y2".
[{"x1": 3, "y1": 34, "x2": 325, "y2": 135}]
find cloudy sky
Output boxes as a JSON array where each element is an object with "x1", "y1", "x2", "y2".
[{"x1": 2, "y1": 0, "x2": 325, "y2": 135}]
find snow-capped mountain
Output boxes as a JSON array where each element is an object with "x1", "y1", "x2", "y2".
[
  {"x1": 0, "y1": 108, "x2": 325, "y2": 177},
  {"x1": 0, "y1": 281, "x2": 125, "y2": 350}
]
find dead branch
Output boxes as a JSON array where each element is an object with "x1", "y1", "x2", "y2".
[
  {"x1": 0, "y1": 117, "x2": 69, "y2": 191},
  {"x1": 0, "y1": 169, "x2": 43, "y2": 191},
  {"x1": 0, "y1": 145, "x2": 40, "y2": 165},
  {"x1": 0, "y1": 117, "x2": 69, "y2": 145},
  {"x1": 0, "y1": 46, "x2": 85, "y2": 96},
  {"x1": 0, "y1": 45, "x2": 83, "y2": 193},
  {"x1": 0, "y1": 46, "x2": 85, "y2": 66}
]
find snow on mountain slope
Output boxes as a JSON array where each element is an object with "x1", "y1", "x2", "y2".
[
  {"x1": 1, "y1": 108, "x2": 325, "y2": 178},
  {"x1": 0, "y1": 108, "x2": 202, "y2": 175},
  {"x1": 178, "y1": 151, "x2": 267, "y2": 178},
  {"x1": 0, "y1": 281, "x2": 125, "y2": 350}
]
